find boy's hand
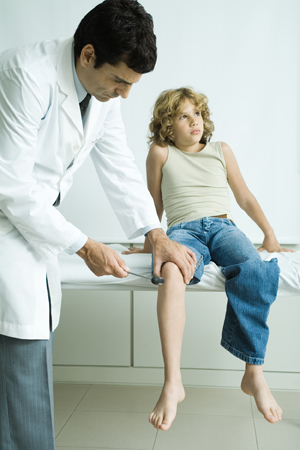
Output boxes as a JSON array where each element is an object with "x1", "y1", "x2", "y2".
[
  {"x1": 258, "y1": 234, "x2": 295, "y2": 253},
  {"x1": 147, "y1": 228, "x2": 197, "y2": 284},
  {"x1": 122, "y1": 246, "x2": 151, "y2": 254}
]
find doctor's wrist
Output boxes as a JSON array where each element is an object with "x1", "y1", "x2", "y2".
[
  {"x1": 147, "y1": 228, "x2": 166, "y2": 246},
  {"x1": 76, "y1": 237, "x2": 94, "y2": 259}
]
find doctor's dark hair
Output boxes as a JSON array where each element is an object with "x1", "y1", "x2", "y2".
[{"x1": 74, "y1": 0, "x2": 157, "y2": 73}]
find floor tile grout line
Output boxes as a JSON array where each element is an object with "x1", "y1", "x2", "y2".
[
  {"x1": 74, "y1": 383, "x2": 94, "y2": 410},
  {"x1": 55, "y1": 384, "x2": 93, "y2": 439},
  {"x1": 152, "y1": 429, "x2": 159, "y2": 450},
  {"x1": 57, "y1": 445, "x2": 153, "y2": 450},
  {"x1": 55, "y1": 404, "x2": 300, "y2": 423},
  {"x1": 55, "y1": 408, "x2": 254, "y2": 418},
  {"x1": 55, "y1": 442, "x2": 156, "y2": 449},
  {"x1": 252, "y1": 417, "x2": 300, "y2": 422},
  {"x1": 250, "y1": 398, "x2": 260, "y2": 450}
]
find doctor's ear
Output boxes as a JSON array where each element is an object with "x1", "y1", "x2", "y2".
[{"x1": 80, "y1": 44, "x2": 96, "y2": 67}]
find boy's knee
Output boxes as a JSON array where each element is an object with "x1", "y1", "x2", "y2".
[{"x1": 161, "y1": 261, "x2": 183, "y2": 281}]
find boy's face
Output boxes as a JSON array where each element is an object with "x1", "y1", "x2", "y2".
[{"x1": 172, "y1": 99, "x2": 204, "y2": 149}]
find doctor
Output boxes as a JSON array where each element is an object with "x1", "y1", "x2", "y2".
[{"x1": 0, "y1": 1, "x2": 197, "y2": 449}]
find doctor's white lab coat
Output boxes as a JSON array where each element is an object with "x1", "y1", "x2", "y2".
[{"x1": 0, "y1": 37, "x2": 159, "y2": 339}]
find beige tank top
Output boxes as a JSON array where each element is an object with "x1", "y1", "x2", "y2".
[{"x1": 161, "y1": 141, "x2": 234, "y2": 229}]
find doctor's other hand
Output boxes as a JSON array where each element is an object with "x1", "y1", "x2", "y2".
[
  {"x1": 76, "y1": 238, "x2": 130, "y2": 278},
  {"x1": 147, "y1": 228, "x2": 197, "y2": 285}
]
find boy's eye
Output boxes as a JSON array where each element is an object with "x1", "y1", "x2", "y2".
[
  {"x1": 179, "y1": 115, "x2": 186, "y2": 120},
  {"x1": 195, "y1": 111, "x2": 200, "y2": 116}
]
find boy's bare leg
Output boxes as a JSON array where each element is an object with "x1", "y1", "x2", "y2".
[
  {"x1": 241, "y1": 363, "x2": 282, "y2": 423},
  {"x1": 149, "y1": 262, "x2": 186, "y2": 431}
]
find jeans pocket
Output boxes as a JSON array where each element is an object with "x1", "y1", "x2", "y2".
[{"x1": 166, "y1": 223, "x2": 181, "y2": 236}]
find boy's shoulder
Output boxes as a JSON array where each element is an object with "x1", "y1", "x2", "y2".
[
  {"x1": 219, "y1": 141, "x2": 233, "y2": 156},
  {"x1": 148, "y1": 143, "x2": 168, "y2": 158},
  {"x1": 219, "y1": 141, "x2": 230, "y2": 150},
  {"x1": 208, "y1": 141, "x2": 232, "y2": 154},
  {"x1": 149, "y1": 143, "x2": 168, "y2": 152},
  {"x1": 147, "y1": 143, "x2": 168, "y2": 167}
]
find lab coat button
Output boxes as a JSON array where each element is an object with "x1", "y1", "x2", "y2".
[{"x1": 73, "y1": 145, "x2": 79, "y2": 151}]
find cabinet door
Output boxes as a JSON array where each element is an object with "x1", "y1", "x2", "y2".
[
  {"x1": 263, "y1": 295, "x2": 300, "y2": 372},
  {"x1": 134, "y1": 291, "x2": 300, "y2": 372},
  {"x1": 53, "y1": 290, "x2": 131, "y2": 366}
]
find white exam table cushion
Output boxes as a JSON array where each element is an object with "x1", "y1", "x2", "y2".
[{"x1": 58, "y1": 245, "x2": 300, "y2": 295}]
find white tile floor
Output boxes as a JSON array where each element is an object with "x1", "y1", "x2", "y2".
[{"x1": 54, "y1": 384, "x2": 300, "y2": 450}]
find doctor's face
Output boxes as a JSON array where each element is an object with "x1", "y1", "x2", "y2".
[{"x1": 76, "y1": 45, "x2": 142, "y2": 102}]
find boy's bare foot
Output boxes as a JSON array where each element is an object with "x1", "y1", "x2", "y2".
[
  {"x1": 149, "y1": 380, "x2": 185, "y2": 431},
  {"x1": 241, "y1": 365, "x2": 282, "y2": 423}
]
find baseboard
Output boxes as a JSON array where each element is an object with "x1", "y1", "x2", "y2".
[{"x1": 53, "y1": 365, "x2": 300, "y2": 391}]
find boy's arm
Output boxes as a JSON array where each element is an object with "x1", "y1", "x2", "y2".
[
  {"x1": 221, "y1": 142, "x2": 294, "y2": 253},
  {"x1": 144, "y1": 144, "x2": 167, "y2": 250},
  {"x1": 122, "y1": 144, "x2": 166, "y2": 254}
]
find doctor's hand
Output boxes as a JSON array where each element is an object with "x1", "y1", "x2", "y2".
[
  {"x1": 147, "y1": 228, "x2": 197, "y2": 285},
  {"x1": 76, "y1": 238, "x2": 130, "y2": 278}
]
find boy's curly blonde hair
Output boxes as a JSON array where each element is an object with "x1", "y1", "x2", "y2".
[{"x1": 149, "y1": 87, "x2": 214, "y2": 147}]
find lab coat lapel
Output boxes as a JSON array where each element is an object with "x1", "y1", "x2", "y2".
[{"x1": 57, "y1": 38, "x2": 83, "y2": 137}]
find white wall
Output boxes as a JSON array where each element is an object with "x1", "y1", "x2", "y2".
[{"x1": 1, "y1": 0, "x2": 299, "y2": 243}]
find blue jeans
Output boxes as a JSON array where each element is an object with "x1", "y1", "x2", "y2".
[{"x1": 163, "y1": 217, "x2": 280, "y2": 365}]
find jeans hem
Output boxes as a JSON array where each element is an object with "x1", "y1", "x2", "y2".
[{"x1": 221, "y1": 339, "x2": 264, "y2": 365}]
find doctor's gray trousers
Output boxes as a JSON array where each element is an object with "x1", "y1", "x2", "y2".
[{"x1": 0, "y1": 333, "x2": 55, "y2": 449}]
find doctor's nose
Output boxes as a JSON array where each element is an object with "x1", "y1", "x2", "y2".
[{"x1": 116, "y1": 84, "x2": 132, "y2": 99}]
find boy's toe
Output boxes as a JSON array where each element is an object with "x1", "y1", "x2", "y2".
[
  {"x1": 159, "y1": 411, "x2": 174, "y2": 431},
  {"x1": 272, "y1": 407, "x2": 282, "y2": 422},
  {"x1": 264, "y1": 409, "x2": 278, "y2": 423},
  {"x1": 156, "y1": 414, "x2": 163, "y2": 428},
  {"x1": 160, "y1": 420, "x2": 171, "y2": 431}
]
